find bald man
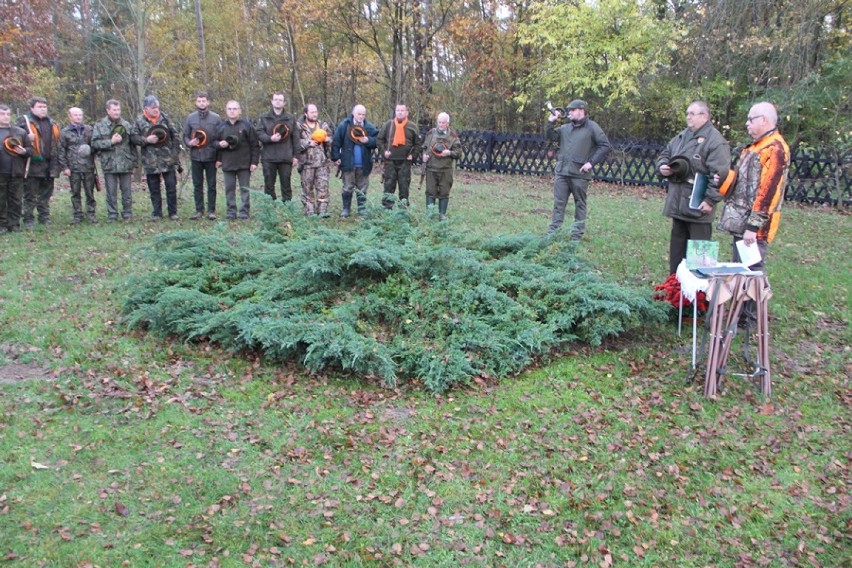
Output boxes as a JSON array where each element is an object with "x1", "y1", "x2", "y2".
[
  {"x1": 331, "y1": 104, "x2": 378, "y2": 217},
  {"x1": 718, "y1": 102, "x2": 790, "y2": 271},
  {"x1": 58, "y1": 107, "x2": 98, "y2": 224},
  {"x1": 718, "y1": 102, "x2": 790, "y2": 328}
]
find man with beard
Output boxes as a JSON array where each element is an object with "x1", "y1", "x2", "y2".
[
  {"x1": 17, "y1": 97, "x2": 61, "y2": 228},
  {"x1": 91, "y1": 99, "x2": 141, "y2": 222},
  {"x1": 255, "y1": 92, "x2": 299, "y2": 202},
  {"x1": 0, "y1": 104, "x2": 33, "y2": 233},
  {"x1": 296, "y1": 104, "x2": 332, "y2": 217},
  {"x1": 184, "y1": 91, "x2": 221, "y2": 220},
  {"x1": 545, "y1": 99, "x2": 610, "y2": 239},
  {"x1": 58, "y1": 107, "x2": 98, "y2": 224},
  {"x1": 134, "y1": 95, "x2": 182, "y2": 221}
]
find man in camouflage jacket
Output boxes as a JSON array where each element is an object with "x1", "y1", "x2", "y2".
[
  {"x1": 134, "y1": 95, "x2": 182, "y2": 220},
  {"x1": 91, "y1": 99, "x2": 141, "y2": 221},
  {"x1": 296, "y1": 103, "x2": 332, "y2": 216},
  {"x1": 17, "y1": 96, "x2": 61, "y2": 227},
  {"x1": 58, "y1": 107, "x2": 98, "y2": 224}
]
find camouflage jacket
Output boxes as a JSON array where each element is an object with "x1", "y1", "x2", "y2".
[
  {"x1": 91, "y1": 116, "x2": 141, "y2": 174},
  {"x1": 58, "y1": 123, "x2": 96, "y2": 173},
  {"x1": 297, "y1": 119, "x2": 332, "y2": 169},
  {"x1": 17, "y1": 113, "x2": 61, "y2": 178},
  {"x1": 422, "y1": 128, "x2": 462, "y2": 172},
  {"x1": 134, "y1": 112, "x2": 181, "y2": 174}
]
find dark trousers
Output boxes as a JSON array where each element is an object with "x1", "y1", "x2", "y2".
[
  {"x1": 382, "y1": 160, "x2": 412, "y2": 206},
  {"x1": 146, "y1": 169, "x2": 178, "y2": 218},
  {"x1": 262, "y1": 161, "x2": 292, "y2": 202},
  {"x1": 191, "y1": 160, "x2": 217, "y2": 213},
  {"x1": 0, "y1": 174, "x2": 24, "y2": 230},
  {"x1": 669, "y1": 218, "x2": 712, "y2": 274},
  {"x1": 22, "y1": 176, "x2": 55, "y2": 224},
  {"x1": 69, "y1": 171, "x2": 97, "y2": 220},
  {"x1": 223, "y1": 169, "x2": 252, "y2": 218},
  {"x1": 548, "y1": 174, "x2": 589, "y2": 238}
]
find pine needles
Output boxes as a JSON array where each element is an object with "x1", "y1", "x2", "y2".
[{"x1": 122, "y1": 195, "x2": 666, "y2": 392}]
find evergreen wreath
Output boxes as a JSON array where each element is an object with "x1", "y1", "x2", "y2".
[{"x1": 123, "y1": 195, "x2": 666, "y2": 392}]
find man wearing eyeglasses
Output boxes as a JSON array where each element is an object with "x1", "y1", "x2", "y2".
[
  {"x1": 657, "y1": 101, "x2": 731, "y2": 274},
  {"x1": 718, "y1": 102, "x2": 790, "y2": 270}
]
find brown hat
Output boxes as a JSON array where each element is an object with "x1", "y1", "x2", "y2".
[{"x1": 565, "y1": 99, "x2": 587, "y2": 110}]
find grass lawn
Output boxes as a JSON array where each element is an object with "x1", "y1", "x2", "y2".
[{"x1": 1, "y1": 169, "x2": 849, "y2": 567}]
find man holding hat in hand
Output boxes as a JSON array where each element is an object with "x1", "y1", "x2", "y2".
[
  {"x1": 58, "y1": 107, "x2": 98, "y2": 224},
  {"x1": 135, "y1": 95, "x2": 182, "y2": 221},
  {"x1": 546, "y1": 99, "x2": 610, "y2": 239},
  {"x1": 656, "y1": 101, "x2": 731, "y2": 274}
]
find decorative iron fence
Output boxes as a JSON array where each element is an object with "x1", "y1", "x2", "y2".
[{"x1": 454, "y1": 130, "x2": 852, "y2": 206}]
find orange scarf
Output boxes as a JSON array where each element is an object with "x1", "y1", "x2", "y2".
[
  {"x1": 28, "y1": 121, "x2": 60, "y2": 157},
  {"x1": 143, "y1": 108, "x2": 161, "y2": 124},
  {"x1": 392, "y1": 117, "x2": 408, "y2": 147}
]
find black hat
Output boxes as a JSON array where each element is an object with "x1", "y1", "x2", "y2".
[
  {"x1": 667, "y1": 155, "x2": 693, "y2": 183},
  {"x1": 272, "y1": 122, "x2": 290, "y2": 140},
  {"x1": 147, "y1": 124, "x2": 170, "y2": 145},
  {"x1": 224, "y1": 134, "x2": 240, "y2": 149},
  {"x1": 432, "y1": 142, "x2": 446, "y2": 156},
  {"x1": 565, "y1": 99, "x2": 587, "y2": 111}
]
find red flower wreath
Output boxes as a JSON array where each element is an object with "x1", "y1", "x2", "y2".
[{"x1": 653, "y1": 273, "x2": 709, "y2": 312}]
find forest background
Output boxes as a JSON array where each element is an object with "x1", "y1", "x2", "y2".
[{"x1": 0, "y1": 0, "x2": 849, "y2": 152}]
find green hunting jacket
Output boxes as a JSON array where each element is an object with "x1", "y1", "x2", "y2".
[
  {"x1": 91, "y1": 116, "x2": 141, "y2": 174},
  {"x1": 133, "y1": 112, "x2": 181, "y2": 174},
  {"x1": 58, "y1": 123, "x2": 96, "y2": 173}
]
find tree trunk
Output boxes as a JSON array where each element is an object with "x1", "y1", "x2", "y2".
[{"x1": 194, "y1": 0, "x2": 208, "y2": 86}]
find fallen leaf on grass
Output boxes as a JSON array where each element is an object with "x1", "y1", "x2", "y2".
[
  {"x1": 30, "y1": 459, "x2": 50, "y2": 470},
  {"x1": 115, "y1": 501, "x2": 129, "y2": 516}
]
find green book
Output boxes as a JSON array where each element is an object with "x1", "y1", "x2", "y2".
[{"x1": 686, "y1": 239, "x2": 719, "y2": 269}]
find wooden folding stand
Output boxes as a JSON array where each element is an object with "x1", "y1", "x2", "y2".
[{"x1": 702, "y1": 274, "x2": 772, "y2": 398}]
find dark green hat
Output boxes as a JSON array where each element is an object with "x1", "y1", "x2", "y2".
[{"x1": 565, "y1": 99, "x2": 587, "y2": 111}]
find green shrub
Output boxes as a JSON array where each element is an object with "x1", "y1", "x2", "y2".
[{"x1": 123, "y1": 196, "x2": 666, "y2": 391}]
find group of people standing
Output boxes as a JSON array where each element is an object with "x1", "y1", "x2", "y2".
[
  {"x1": 543, "y1": 98, "x2": 789, "y2": 276},
  {"x1": 0, "y1": 92, "x2": 464, "y2": 232},
  {"x1": 655, "y1": 100, "x2": 790, "y2": 275}
]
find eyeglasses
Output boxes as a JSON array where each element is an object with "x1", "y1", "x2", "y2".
[
  {"x1": 685, "y1": 111, "x2": 706, "y2": 117},
  {"x1": 746, "y1": 115, "x2": 764, "y2": 123}
]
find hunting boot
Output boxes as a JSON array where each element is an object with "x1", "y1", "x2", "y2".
[
  {"x1": 356, "y1": 191, "x2": 368, "y2": 216},
  {"x1": 71, "y1": 194, "x2": 83, "y2": 225},
  {"x1": 341, "y1": 192, "x2": 352, "y2": 218},
  {"x1": 318, "y1": 201, "x2": 329, "y2": 218},
  {"x1": 438, "y1": 198, "x2": 449, "y2": 221},
  {"x1": 381, "y1": 193, "x2": 394, "y2": 210},
  {"x1": 426, "y1": 196, "x2": 436, "y2": 210}
]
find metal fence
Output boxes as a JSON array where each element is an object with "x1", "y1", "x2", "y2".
[{"x1": 454, "y1": 130, "x2": 852, "y2": 206}]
